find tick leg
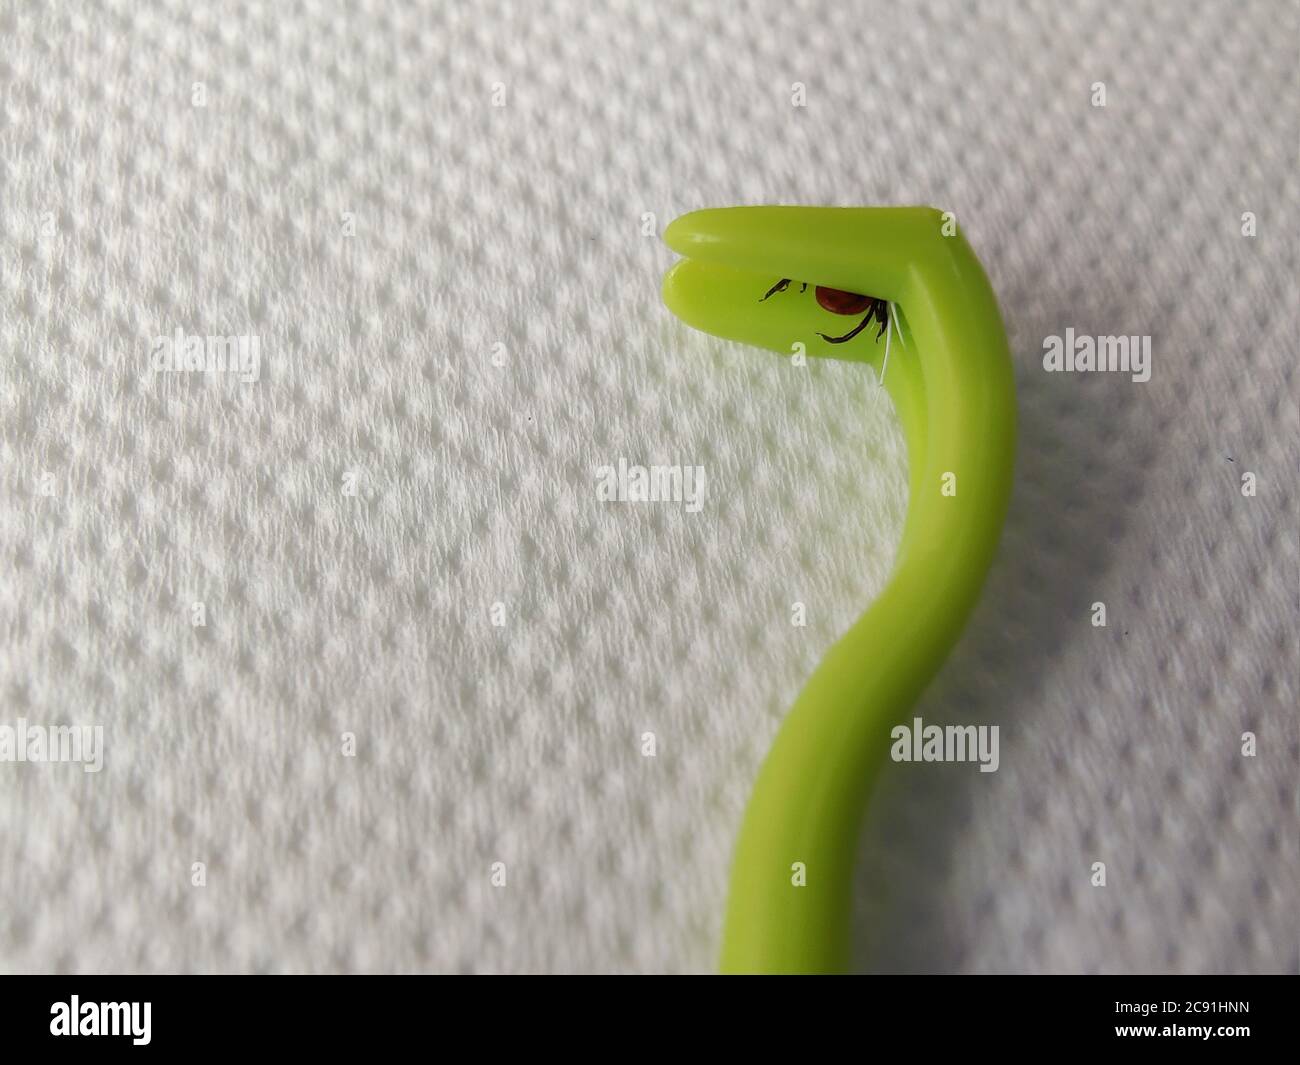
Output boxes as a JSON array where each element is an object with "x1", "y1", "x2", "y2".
[
  {"x1": 817, "y1": 311, "x2": 876, "y2": 344},
  {"x1": 863, "y1": 299, "x2": 889, "y2": 339},
  {"x1": 760, "y1": 278, "x2": 792, "y2": 302}
]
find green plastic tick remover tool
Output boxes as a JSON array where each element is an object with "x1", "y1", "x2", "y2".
[{"x1": 661, "y1": 207, "x2": 1017, "y2": 974}]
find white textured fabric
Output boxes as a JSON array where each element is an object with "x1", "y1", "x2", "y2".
[{"x1": 0, "y1": 0, "x2": 1295, "y2": 974}]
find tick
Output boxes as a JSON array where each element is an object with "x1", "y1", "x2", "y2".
[{"x1": 760, "y1": 279, "x2": 891, "y2": 344}]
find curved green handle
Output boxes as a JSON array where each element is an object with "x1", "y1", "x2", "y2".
[{"x1": 661, "y1": 207, "x2": 1016, "y2": 973}]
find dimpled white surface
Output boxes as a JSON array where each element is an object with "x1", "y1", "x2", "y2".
[{"x1": 0, "y1": 0, "x2": 1296, "y2": 973}]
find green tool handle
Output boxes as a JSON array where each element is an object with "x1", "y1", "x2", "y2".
[{"x1": 713, "y1": 212, "x2": 1017, "y2": 972}]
